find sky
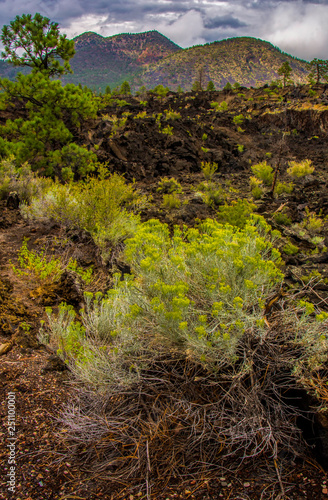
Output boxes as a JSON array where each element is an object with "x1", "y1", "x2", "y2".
[{"x1": 1, "y1": 0, "x2": 328, "y2": 61}]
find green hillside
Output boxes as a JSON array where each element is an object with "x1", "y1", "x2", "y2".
[
  {"x1": 0, "y1": 32, "x2": 311, "y2": 91},
  {"x1": 135, "y1": 37, "x2": 310, "y2": 91},
  {"x1": 61, "y1": 30, "x2": 181, "y2": 91}
]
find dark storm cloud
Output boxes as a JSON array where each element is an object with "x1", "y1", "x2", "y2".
[{"x1": 204, "y1": 15, "x2": 247, "y2": 30}]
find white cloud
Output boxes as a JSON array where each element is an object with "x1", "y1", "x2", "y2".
[
  {"x1": 155, "y1": 10, "x2": 206, "y2": 46},
  {"x1": 261, "y1": 2, "x2": 328, "y2": 60}
]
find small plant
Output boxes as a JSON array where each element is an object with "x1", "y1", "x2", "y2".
[
  {"x1": 161, "y1": 125, "x2": 174, "y2": 135},
  {"x1": 157, "y1": 177, "x2": 183, "y2": 194},
  {"x1": 211, "y1": 101, "x2": 228, "y2": 112},
  {"x1": 237, "y1": 144, "x2": 244, "y2": 153},
  {"x1": 265, "y1": 152, "x2": 272, "y2": 158},
  {"x1": 274, "y1": 182, "x2": 294, "y2": 195},
  {"x1": 201, "y1": 161, "x2": 218, "y2": 181},
  {"x1": 308, "y1": 89, "x2": 316, "y2": 97},
  {"x1": 202, "y1": 133, "x2": 208, "y2": 141},
  {"x1": 301, "y1": 208, "x2": 323, "y2": 233},
  {"x1": 283, "y1": 241, "x2": 299, "y2": 255},
  {"x1": 11, "y1": 238, "x2": 62, "y2": 282},
  {"x1": 233, "y1": 114, "x2": 244, "y2": 125},
  {"x1": 217, "y1": 199, "x2": 256, "y2": 228},
  {"x1": 164, "y1": 109, "x2": 181, "y2": 120},
  {"x1": 249, "y1": 176, "x2": 264, "y2": 199},
  {"x1": 134, "y1": 111, "x2": 147, "y2": 119},
  {"x1": 21, "y1": 168, "x2": 147, "y2": 259},
  {"x1": 251, "y1": 186, "x2": 264, "y2": 199},
  {"x1": 273, "y1": 212, "x2": 292, "y2": 226},
  {"x1": 11, "y1": 238, "x2": 94, "y2": 285},
  {"x1": 287, "y1": 159, "x2": 314, "y2": 178},
  {"x1": 162, "y1": 193, "x2": 181, "y2": 209},
  {"x1": 251, "y1": 161, "x2": 273, "y2": 186}
]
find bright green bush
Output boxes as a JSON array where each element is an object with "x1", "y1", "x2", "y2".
[
  {"x1": 301, "y1": 208, "x2": 323, "y2": 233},
  {"x1": 217, "y1": 199, "x2": 256, "y2": 228},
  {"x1": 157, "y1": 177, "x2": 183, "y2": 194},
  {"x1": 11, "y1": 238, "x2": 93, "y2": 284},
  {"x1": 283, "y1": 241, "x2": 299, "y2": 255},
  {"x1": 201, "y1": 161, "x2": 218, "y2": 181},
  {"x1": 162, "y1": 193, "x2": 181, "y2": 209},
  {"x1": 48, "y1": 216, "x2": 284, "y2": 385},
  {"x1": 164, "y1": 109, "x2": 181, "y2": 120},
  {"x1": 210, "y1": 101, "x2": 228, "y2": 112},
  {"x1": 233, "y1": 114, "x2": 244, "y2": 125},
  {"x1": 0, "y1": 156, "x2": 52, "y2": 202},
  {"x1": 160, "y1": 125, "x2": 174, "y2": 135},
  {"x1": 251, "y1": 161, "x2": 274, "y2": 186},
  {"x1": 21, "y1": 167, "x2": 147, "y2": 256},
  {"x1": 287, "y1": 159, "x2": 314, "y2": 178},
  {"x1": 274, "y1": 181, "x2": 294, "y2": 196}
]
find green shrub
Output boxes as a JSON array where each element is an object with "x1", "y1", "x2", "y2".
[
  {"x1": 162, "y1": 193, "x2": 181, "y2": 209},
  {"x1": 251, "y1": 161, "x2": 273, "y2": 186},
  {"x1": 164, "y1": 109, "x2": 181, "y2": 120},
  {"x1": 21, "y1": 167, "x2": 147, "y2": 257},
  {"x1": 301, "y1": 208, "x2": 323, "y2": 233},
  {"x1": 201, "y1": 161, "x2": 218, "y2": 181},
  {"x1": 157, "y1": 177, "x2": 183, "y2": 194},
  {"x1": 0, "y1": 156, "x2": 52, "y2": 202},
  {"x1": 237, "y1": 144, "x2": 244, "y2": 153},
  {"x1": 217, "y1": 199, "x2": 256, "y2": 228},
  {"x1": 233, "y1": 114, "x2": 244, "y2": 125},
  {"x1": 283, "y1": 241, "x2": 299, "y2": 255},
  {"x1": 251, "y1": 186, "x2": 264, "y2": 200},
  {"x1": 274, "y1": 182, "x2": 294, "y2": 195},
  {"x1": 273, "y1": 212, "x2": 292, "y2": 225},
  {"x1": 287, "y1": 159, "x2": 314, "y2": 178},
  {"x1": 11, "y1": 238, "x2": 93, "y2": 284},
  {"x1": 211, "y1": 101, "x2": 228, "y2": 112},
  {"x1": 160, "y1": 125, "x2": 174, "y2": 135},
  {"x1": 48, "y1": 216, "x2": 283, "y2": 381}
]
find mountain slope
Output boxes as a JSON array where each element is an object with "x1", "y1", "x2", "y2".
[
  {"x1": 0, "y1": 33, "x2": 310, "y2": 91},
  {"x1": 134, "y1": 37, "x2": 310, "y2": 90},
  {"x1": 61, "y1": 30, "x2": 182, "y2": 90}
]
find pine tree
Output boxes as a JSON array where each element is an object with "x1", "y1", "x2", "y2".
[
  {"x1": 308, "y1": 59, "x2": 328, "y2": 84},
  {"x1": 120, "y1": 81, "x2": 131, "y2": 95},
  {"x1": 277, "y1": 62, "x2": 292, "y2": 87},
  {"x1": 1, "y1": 13, "x2": 75, "y2": 76},
  {"x1": 206, "y1": 81, "x2": 215, "y2": 91}
]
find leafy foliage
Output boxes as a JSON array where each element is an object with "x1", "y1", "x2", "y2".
[
  {"x1": 287, "y1": 159, "x2": 314, "y2": 178},
  {"x1": 1, "y1": 13, "x2": 75, "y2": 77},
  {"x1": 308, "y1": 59, "x2": 328, "y2": 84},
  {"x1": 0, "y1": 73, "x2": 98, "y2": 176},
  {"x1": 49, "y1": 216, "x2": 283, "y2": 378},
  {"x1": 21, "y1": 168, "x2": 147, "y2": 256},
  {"x1": 251, "y1": 161, "x2": 274, "y2": 186}
]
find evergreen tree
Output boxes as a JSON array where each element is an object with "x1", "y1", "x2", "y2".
[
  {"x1": 277, "y1": 61, "x2": 292, "y2": 87},
  {"x1": 120, "y1": 81, "x2": 131, "y2": 95},
  {"x1": 105, "y1": 85, "x2": 111, "y2": 95},
  {"x1": 308, "y1": 58, "x2": 328, "y2": 84},
  {"x1": 192, "y1": 80, "x2": 202, "y2": 91},
  {"x1": 206, "y1": 81, "x2": 215, "y2": 91},
  {"x1": 223, "y1": 82, "x2": 232, "y2": 90},
  {"x1": 1, "y1": 13, "x2": 75, "y2": 77}
]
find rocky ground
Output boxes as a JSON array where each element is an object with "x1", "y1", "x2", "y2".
[{"x1": 2, "y1": 85, "x2": 328, "y2": 499}]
